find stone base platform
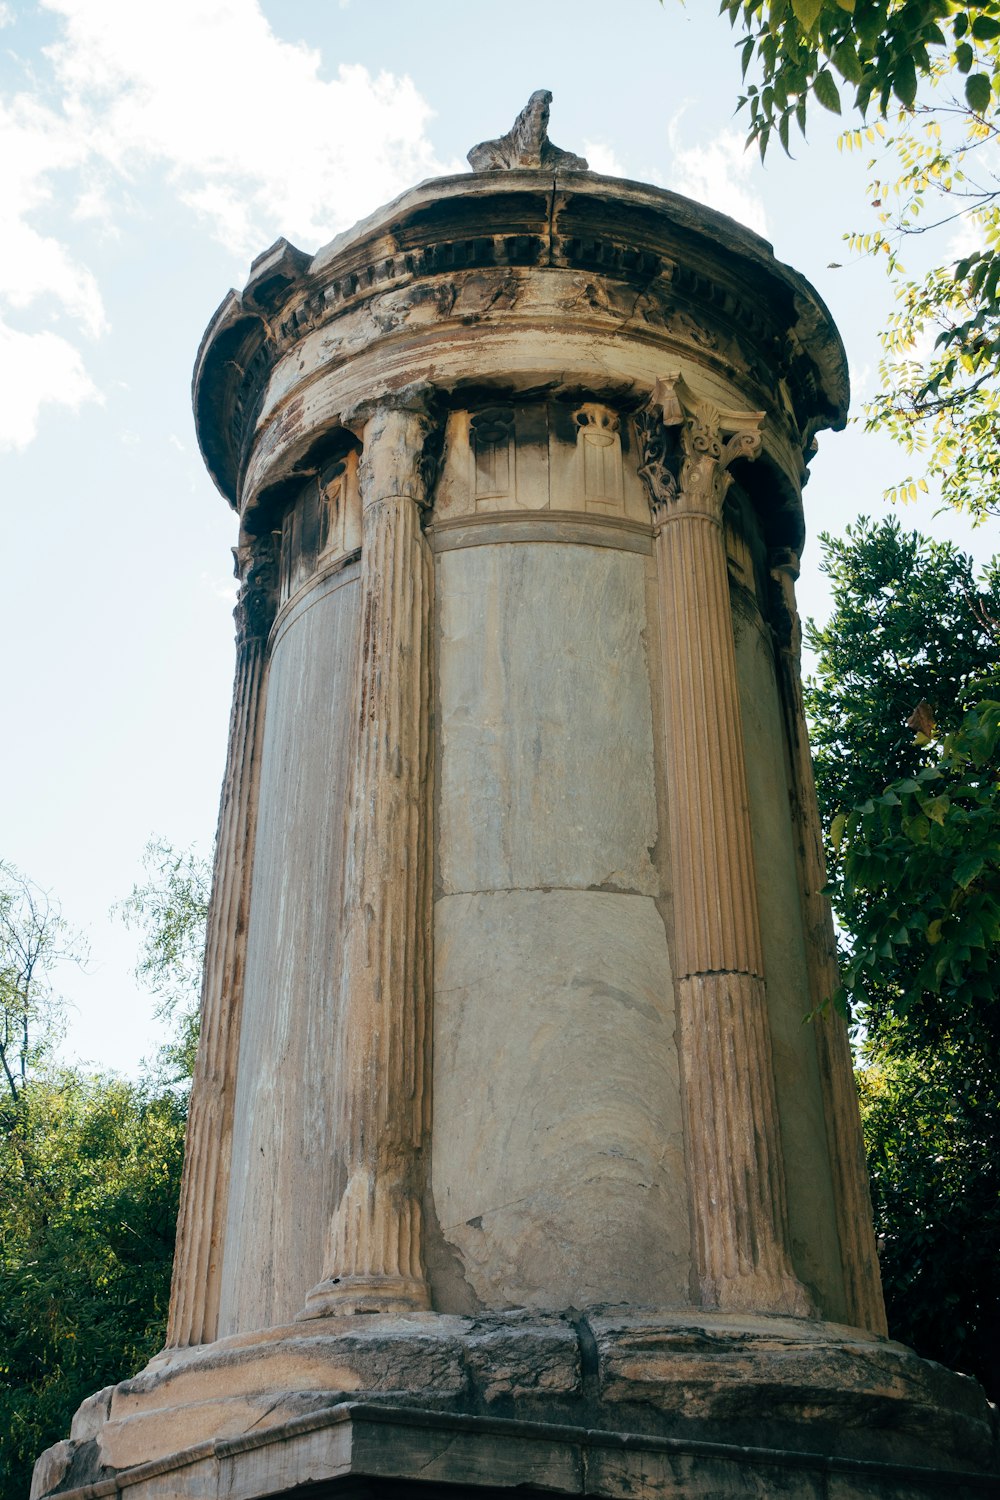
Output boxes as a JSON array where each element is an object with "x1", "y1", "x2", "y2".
[{"x1": 32, "y1": 1312, "x2": 998, "y2": 1500}]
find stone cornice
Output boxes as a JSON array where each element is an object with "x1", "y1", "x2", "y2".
[{"x1": 193, "y1": 171, "x2": 849, "y2": 535}]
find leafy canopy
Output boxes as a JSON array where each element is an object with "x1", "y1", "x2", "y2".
[
  {"x1": 804, "y1": 519, "x2": 1000, "y2": 1396},
  {"x1": 0, "y1": 1072, "x2": 186, "y2": 1498},
  {"x1": 723, "y1": 1, "x2": 1000, "y2": 519},
  {"x1": 115, "y1": 838, "x2": 210, "y2": 1080},
  {"x1": 722, "y1": 2, "x2": 1000, "y2": 151},
  {"x1": 858, "y1": 1034, "x2": 1000, "y2": 1395},
  {"x1": 833, "y1": 698, "x2": 1000, "y2": 1039},
  {"x1": 0, "y1": 844, "x2": 208, "y2": 1500}
]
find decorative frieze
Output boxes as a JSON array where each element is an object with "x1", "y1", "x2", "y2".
[
  {"x1": 299, "y1": 390, "x2": 437, "y2": 1318},
  {"x1": 639, "y1": 374, "x2": 809, "y2": 1316}
]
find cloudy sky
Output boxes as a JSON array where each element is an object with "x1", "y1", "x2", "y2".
[{"x1": 1, "y1": 0, "x2": 989, "y2": 1073}]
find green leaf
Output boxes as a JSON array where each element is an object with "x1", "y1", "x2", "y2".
[
  {"x1": 971, "y1": 15, "x2": 1000, "y2": 41},
  {"x1": 893, "y1": 54, "x2": 918, "y2": 108},
  {"x1": 833, "y1": 38, "x2": 864, "y2": 84},
  {"x1": 831, "y1": 811, "x2": 848, "y2": 852},
  {"x1": 814, "y1": 67, "x2": 842, "y2": 113},
  {"x1": 954, "y1": 854, "x2": 986, "y2": 889},
  {"x1": 956, "y1": 42, "x2": 975, "y2": 74},
  {"x1": 966, "y1": 73, "x2": 993, "y2": 113},
  {"x1": 791, "y1": 0, "x2": 824, "y2": 31}
]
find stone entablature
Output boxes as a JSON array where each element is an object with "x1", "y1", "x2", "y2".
[{"x1": 193, "y1": 172, "x2": 846, "y2": 548}]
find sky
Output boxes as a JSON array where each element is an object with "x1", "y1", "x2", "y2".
[{"x1": 1, "y1": 0, "x2": 994, "y2": 1075}]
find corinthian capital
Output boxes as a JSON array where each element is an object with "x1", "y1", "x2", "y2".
[
  {"x1": 343, "y1": 383, "x2": 442, "y2": 510},
  {"x1": 636, "y1": 372, "x2": 764, "y2": 521},
  {"x1": 233, "y1": 536, "x2": 277, "y2": 644}
]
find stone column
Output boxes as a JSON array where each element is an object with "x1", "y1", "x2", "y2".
[
  {"x1": 166, "y1": 540, "x2": 275, "y2": 1347},
  {"x1": 300, "y1": 390, "x2": 436, "y2": 1319},
  {"x1": 769, "y1": 548, "x2": 888, "y2": 1334},
  {"x1": 638, "y1": 374, "x2": 810, "y2": 1316}
]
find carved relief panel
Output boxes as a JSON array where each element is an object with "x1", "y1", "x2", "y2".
[
  {"x1": 278, "y1": 451, "x2": 362, "y2": 607},
  {"x1": 576, "y1": 403, "x2": 623, "y2": 513},
  {"x1": 470, "y1": 408, "x2": 515, "y2": 502},
  {"x1": 433, "y1": 401, "x2": 647, "y2": 523}
]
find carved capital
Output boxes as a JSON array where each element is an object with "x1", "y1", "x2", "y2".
[
  {"x1": 768, "y1": 546, "x2": 803, "y2": 659},
  {"x1": 346, "y1": 385, "x2": 442, "y2": 511},
  {"x1": 636, "y1": 373, "x2": 764, "y2": 521},
  {"x1": 233, "y1": 536, "x2": 278, "y2": 644}
]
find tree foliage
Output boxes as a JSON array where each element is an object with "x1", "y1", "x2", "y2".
[
  {"x1": 722, "y1": 2, "x2": 1000, "y2": 149},
  {"x1": 0, "y1": 865, "x2": 80, "y2": 1113},
  {"x1": 806, "y1": 516, "x2": 1000, "y2": 825},
  {"x1": 0, "y1": 1073, "x2": 186, "y2": 1498},
  {"x1": 858, "y1": 1035, "x2": 1000, "y2": 1396},
  {"x1": 0, "y1": 845, "x2": 208, "y2": 1500},
  {"x1": 115, "y1": 838, "x2": 210, "y2": 1080},
  {"x1": 804, "y1": 519, "x2": 1000, "y2": 1397},
  {"x1": 723, "y1": 1, "x2": 1000, "y2": 519},
  {"x1": 834, "y1": 698, "x2": 1000, "y2": 1037}
]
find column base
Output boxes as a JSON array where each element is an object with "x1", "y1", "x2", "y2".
[
  {"x1": 31, "y1": 1309, "x2": 998, "y2": 1500},
  {"x1": 297, "y1": 1273, "x2": 432, "y2": 1319}
]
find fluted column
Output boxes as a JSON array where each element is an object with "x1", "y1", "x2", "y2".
[
  {"x1": 769, "y1": 549, "x2": 888, "y2": 1334},
  {"x1": 300, "y1": 390, "x2": 436, "y2": 1319},
  {"x1": 638, "y1": 374, "x2": 810, "y2": 1316},
  {"x1": 166, "y1": 540, "x2": 275, "y2": 1347}
]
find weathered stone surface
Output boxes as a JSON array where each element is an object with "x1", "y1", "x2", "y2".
[
  {"x1": 34, "y1": 1399, "x2": 1000, "y2": 1500},
  {"x1": 432, "y1": 890, "x2": 688, "y2": 1311},
  {"x1": 301, "y1": 398, "x2": 436, "y2": 1320},
  {"x1": 589, "y1": 1311, "x2": 997, "y2": 1470},
  {"x1": 460, "y1": 1315, "x2": 581, "y2": 1403},
  {"x1": 29, "y1": 1442, "x2": 73, "y2": 1500},
  {"x1": 467, "y1": 89, "x2": 588, "y2": 173},
  {"x1": 218, "y1": 566, "x2": 360, "y2": 1335},
  {"x1": 436, "y1": 541, "x2": 659, "y2": 897},
  {"x1": 68, "y1": 1387, "x2": 113, "y2": 1442},
  {"x1": 733, "y1": 596, "x2": 848, "y2": 1320},
  {"x1": 31, "y1": 1313, "x2": 1000, "y2": 1497},
  {"x1": 639, "y1": 377, "x2": 806, "y2": 1318}
]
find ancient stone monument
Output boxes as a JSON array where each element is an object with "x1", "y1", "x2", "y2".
[{"x1": 34, "y1": 95, "x2": 997, "y2": 1500}]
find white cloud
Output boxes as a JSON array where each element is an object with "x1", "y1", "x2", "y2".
[
  {"x1": 41, "y1": 0, "x2": 452, "y2": 259},
  {"x1": 584, "y1": 140, "x2": 627, "y2": 178},
  {"x1": 0, "y1": 4, "x2": 14, "y2": 26},
  {"x1": 0, "y1": 0, "x2": 453, "y2": 451},
  {"x1": 0, "y1": 93, "x2": 106, "y2": 446},
  {"x1": 664, "y1": 119, "x2": 768, "y2": 238},
  {"x1": 0, "y1": 321, "x2": 101, "y2": 450}
]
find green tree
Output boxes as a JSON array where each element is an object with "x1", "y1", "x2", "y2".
[
  {"x1": 0, "y1": 847, "x2": 208, "y2": 1500},
  {"x1": 0, "y1": 1073, "x2": 186, "y2": 1497},
  {"x1": 116, "y1": 838, "x2": 210, "y2": 1080},
  {"x1": 804, "y1": 520, "x2": 1000, "y2": 1397},
  {"x1": 806, "y1": 516, "x2": 1000, "y2": 829},
  {"x1": 0, "y1": 865, "x2": 79, "y2": 1113},
  {"x1": 723, "y1": 0, "x2": 1000, "y2": 520},
  {"x1": 858, "y1": 1035, "x2": 1000, "y2": 1397}
]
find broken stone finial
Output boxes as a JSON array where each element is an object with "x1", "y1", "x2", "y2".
[{"x1": 467, "y1": 90, "x2": 588, "y2": 173}]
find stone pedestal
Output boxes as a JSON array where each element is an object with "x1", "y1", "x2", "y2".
[{"x1": 33, "y1": 96, "x2": 998, "y2": 1500}]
